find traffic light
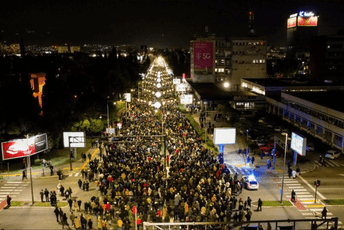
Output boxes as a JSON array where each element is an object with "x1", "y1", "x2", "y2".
[{"x1": 314, "y1": 179, "x2": 321, "y2": 187}]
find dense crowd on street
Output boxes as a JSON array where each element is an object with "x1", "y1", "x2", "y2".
[{"x1": 50, "y1": 64, "x2": 262, "y2": 230}]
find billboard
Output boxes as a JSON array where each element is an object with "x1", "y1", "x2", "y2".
[
  {"x1": 298, "y1": 16, "x2": 318, "y2": 26},
  {"x1": 180, "y1": 94, "x2": 193, "y2": 105},
  {"x1": 173, "y1": 78, "x2": 181, "y2": 85},
  {"x1": 124, "y1": 93, "x2": 131, "y2": 102},
  {"x1": 291, "y1": 132, "x2": 307, "y2": 156},
  {"x1": 63, "y1": 132, "x2": 85, "y2": 148},
  {"x1": 287, "y1": 17, "x2": 297, "y2": 28},
  {"x1": 1, "y1": 134, "x2": 48, "y2": 160},
  {"x1": 193, "y1": 41, "x2": 214, "y2": 71},
  {"x1": 176, "y1": 83, "x2": 186, "y2": 92},
  {"x1": 214, "y1": 128, "x2": 236, "y2": 145}
]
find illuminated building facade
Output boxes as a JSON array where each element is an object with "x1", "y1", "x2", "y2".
[
  {"x1": 190, "y1": 35, "x2": 267, "y2": 90},
  {"x1": 30, "y1": 72, "x2": 46, "y2": 113},
  {"x1": 287, "y1": 11, "x2": 319, "y2": 61}
]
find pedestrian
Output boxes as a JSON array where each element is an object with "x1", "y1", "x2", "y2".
[
  {"x1": 68, "y1": 198, "x2": 73, "y2": 211},
  {"x1": 62, "y1": 213, "x2": 69, "y2": 229},
  {"x1": 78, "y1": 179, "x2": 82, "y2": 189},
  {"x1": 296, "y1": 167, "x2": 300, "y2": 177},
  {"x1": 288, "y1": 167, "x2": 292, "y2": 179},
  {"x1": 322, "y1": 207, "x2": 327, "y2": 219},
  {"x1": 44, "y1": 188, "x2": 49, "y2": 202},
  {"x1": 291, "y1": 189, "x2": 296, "y2": 202},
  {"x1": 40, "y1": 189, "x2": 44, "y2": 202},
  {"x1": 267, "y1": 159, "x2": 270, "y2": 169},
  {"x1": 257, "y1": 198, "x2": 262, "y2": 211},
  {"x1": 70, "y1": 212, "x2": 76, "y2": 227},
  {"x1": 53, "y1": 206, "x2": 59, "y2": 222},
  {"x1": 22, "y1": 169, "x2": 27, "y2": 180},
  {"x1": 87, "y1": 218, "x2": 93, "y2": 230},
  {"x1": 247, "y1": 197, "x2": 252, "y2": 208},
  {"x1": 75, "y1": 215, "x2": 81, "y2": 230},
  {"x1": 88, "y1": 152, "x2": 92, "y2": 161},
  {"x1": 267, "y1": 222, "x2": 272, "y2": 230},
  {"x1": 50, "y1": 165, "x2": 54, "y2": 176},
  {"x1": 77, "y1": 199, "x2": 82, "y2": 211},
  {"x1": 260, "y1": 151, "x2": 264, "y2": 160},
  {"x1": 251, "y1": 156, "x2": 255, "y2": 165}
]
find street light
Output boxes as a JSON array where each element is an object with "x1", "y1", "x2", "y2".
[
  {"x1": 246, "y1": 129, "x2": 249, "y2": 140},
  {"x1": 280, "y1": 132, "x2": 288, "y2": 204},
  {"x1": 224, "y1": 81, "x2": 230, "y2": 88},
  {"x1": 107, "y1": 100, "x2": 116, "y2": 129}
]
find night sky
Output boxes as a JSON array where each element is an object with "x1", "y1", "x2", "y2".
[{"x1": 1, "y1": 0, "x2": 343, "y2": 48}]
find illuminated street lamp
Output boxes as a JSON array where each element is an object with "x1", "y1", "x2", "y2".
[
  {"x1": 107, "y1": 100, "x2": 116, "y2": 128},
  {"x1": 156, "y1": 83, "x2": 161, "y2": 88},
  {"x1": 224, "y1": 81, "x2": 230, "y2": 88},
  {"x1": 153, "y1": 101, "x2": 161, "y2": 109},
  {"x1": 155, "y1": 92, "x2": 161, "y2": 98}
]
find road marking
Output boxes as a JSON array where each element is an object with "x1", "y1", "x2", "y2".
[
  {"x1": 288, "y1": 186, "x2": 304, "y2": 189},
  {"x1": 338, "y1": 174, "x2": 344, "y2": 177},
  {"x1": 0, "y1": 195, "x2": 16, "y2": 198},
  {"x1": 292, "y1": 189, "x2": 307, "y2": 191},
  {"x1": 1, "y1": 187, "x2": 17, "y2": 189},
  {"x1": 295, "y1": 192, "x2": 310, "y2": 195},
  {"x1": 299, "y1": 175, "x2": 326, "y2": 200},
  {"x1": 309, "y1": 208, "x2": 323, "y2": 212},
  {"x1": 69, "y1": 174, "x2": 73, "y2": 177},
  {"x1": 301, "y1": 213, "x2": 314, "y2": 216},
  {"x1": 306, "y1": 204, "x2": 324, "y2": 208},
  {"x1": 13, "y1": 190, "x2": 23, "y2": 192},
  {"x1": 6, "y1": 181, "x2": 26, "y2": 184},
  {"x1": 74, "y1": 172, "x2": 79, "y2": 177},
  {"x1": 286, "y1": 184, "x2": 301, "y2": 186},
  {"x1": 0, "y1": 190, "x2": 13, "y2": 192},
  {"x1": 0, "y1": 192, "x2": 20, "y2": 194}
]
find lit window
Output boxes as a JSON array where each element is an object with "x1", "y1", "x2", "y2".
[
  {"x1": 253, "y1": 60, "x2": 256, "y2": 63},
  {"x1": 327, "y1": 45, "x2": 330, "y2": 48},
  {"x1": 215, "y1": 68, "x2": 218, "y2": 72},
  {"x1": 263, "y1": 59, "x2": 265, "y2": 63},
  {"x1": 260, "y1": 59, "x2": 263, "y2": 63},
  {"x1": 215, "y1": 60, "x2": 218, "y2": 64}
]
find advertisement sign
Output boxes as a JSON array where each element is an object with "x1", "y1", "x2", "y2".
[
  {"x1": 291, "y1": 132, "x2": 307, "y2": 156},
  {"x1": 124, "y1": 93, "x2": 131, "y2": 102},
  {"x1": 1, "y1": 134, "x2": 48, "y2": 160},
  {"x1": 106, "y1": 128, "x2": 115, "y2": 134},
  {"x1": 176, "y1": 83, "x2": 186, "y2": 92},
  {"x1": 63, "y1": 132, "x2": 85, "y2": 148},
  {"x1": 180, "y1": 94, "x2": 193, "y2": 105},
  {"x1": 173, "y1": 78, "x2": 181, "y2": 85},
  {"x1": 193, "y1": 41, "x2": 214, "y2": 71},
  {"x1": 214, "y1": 128, "x2": 236, "y2": 145},
  {"x1": 287, "y1": 17, "x2": 297, "y2": 28},
  {"x1": 298, "y1": 16, "x2": 318, "y2": 26}
]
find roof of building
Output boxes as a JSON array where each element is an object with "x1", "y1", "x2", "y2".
[
  {"x1": 285, "y1": 90, "x2": 344, "y2": 113},
  {"x1": 243, "y1": 78, "x2": 339, "y2": 87},
  {"x1": 187, "y1": 81, "x2": 256, "y2": 100}
]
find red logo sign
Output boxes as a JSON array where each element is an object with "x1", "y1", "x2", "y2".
[
  {"x1": 287, "y1": 17, "x2": 296, "y2": 28},
  {"x1": 1, "y1": 139, "x2": 35, "y2": 160},
  {"x1": 298, "y1": 16, "x2": 318, "y2": 26},
  {"x1": 193, "y1": 41, "x2": 213, "y2": 70}
]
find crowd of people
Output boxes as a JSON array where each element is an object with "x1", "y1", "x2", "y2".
[{"x1": 51, "y1": 65, "x2": 261, "y2": 230}]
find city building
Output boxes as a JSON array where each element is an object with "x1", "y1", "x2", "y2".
[
  {"x1": 267, "y1": 91, "x2": 344, "y2": 152},
  {"x1": 287, "y1": 11, "x2": 319, "y2": 61},
  {"x1": 309, "y1": 30, "x2": 344, "y2": 82},
  {"x1": 190, "y1": 34, "x2": 267, "y2": 90}
]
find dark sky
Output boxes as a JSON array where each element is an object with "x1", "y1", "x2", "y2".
[{"x1": 1, "y1": 0, "x2": 344, "y2": 48}]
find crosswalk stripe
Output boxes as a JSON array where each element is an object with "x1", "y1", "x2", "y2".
[
  {"x1": 288, "y1": 186, "x2": 304, "y2": 189},
  {"x1": 0, "y1": 195, "x2": 16, "y2": 198},
  {"x1": 74, "y1": 172, "x2": 80, "y2": 177},
  {"x1": 6, "y1": 181, "x2": 26, "y2": 184},
  {"x1": 295, "y1": 192, "x2": 310, "y2": 195},
  {"x1": 301, "y1": 213, "x2": 314, "y2": 216},
  {"x1": 309, "y1": 208, "x2": 323, "y2": 212},
  {"x1": 1, "y1": 187, "x2": 17, "y2": 189},
  {"x1": 286, "y1": 184, "x2": 301, "y2": 186},
  {"x1": 292, "y1": 189, "x2": 307, "y2": 191},
  {"x1": 0, "y1": 190, "x2": 14, "y2": 192},
  {"x1": 0, "y1": 192, "x2": 20, "y2": 194}
]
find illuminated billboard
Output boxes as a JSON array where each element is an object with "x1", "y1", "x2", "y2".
[
  {"x1": 63, "y1": 132, "x2": 85, "y2": 148},
  {"x1": 1, "y1": 134, "x2": 48, "y2": 160},
  {"x1": 287, "y1": 17, "x2": 297, "y2": 28},
  {"x1": 291, "y1": 132, "x2": 307, "y2": 156},
  {"x1": 214, "y1": 128, "x2": 236, "y2": 145},
  {"x1": 180, "y1": 94, "x2": 193, "y2": 105},
  {"x1": 193, "y1": 41, "x2": 214, "y2": 72},
  {"x1": 298, "y1": 16, "x2": 318, "y2": 26}
]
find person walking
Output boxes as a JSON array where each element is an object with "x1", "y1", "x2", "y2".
[
  {"x1": 251, "y1": 156, "x2": 255, "y2": 165},
  {"x1": 69, "y1": 212, "x2": 76, "y2": 227},
  {"x1": 75, "y1": 215, "x2": 81, "y2": 230},
  {"x1": 62, "y1": 213, "x2": 70, "y2": 229},
  {"x1": 44, "y1": 188, "x2": 49, "y2": 202},
  {"x1": 87, "y1": 218, "x2": 93, "y2": 230},
  {"x1": 247, "y1": 197, "x2": 252, "y2": 209},
  {"x1": 322, "y1": 207, "x2": 328, "y2": 219},
  {"x1": 291, "y1": 189, "x2": 296, "y2": 202},
  {"x1": 22, "y1": 169, "x2": 27, "y2": 180},
  {"x1": 257, "y1": 198, "x2": 262, "y2": 211},
  {"x1": 40, "y1": 189, "x2": 44, "y2": 202},
  {"x1": 54, "y1": 206, "x2": 59, "y2": 222}
]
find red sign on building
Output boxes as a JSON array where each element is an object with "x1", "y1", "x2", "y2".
[
  {"x1": 287, "y1": 17, "x2": 297, "y2": 28},
  {"x1": 298, "y1": 16, "x2": 318, "y2": 26},
  {"x1": 193, "y1": 41, "x2": 214, "y2": 70}
]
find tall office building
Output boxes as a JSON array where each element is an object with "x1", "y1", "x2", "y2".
[{"x1": 287, "y1": 11, "x2": 319, "y2": 60}]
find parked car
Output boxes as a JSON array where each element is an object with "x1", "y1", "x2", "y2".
[
  {"x1": 306, "y1": 142, "x2": 315, "y2": 152},
  {"x1": 241, "y1": 175, "x2": 259, "y2": 190},
  {"x1": 324, "y1": 150, "x2": 341, "y2": 159}
]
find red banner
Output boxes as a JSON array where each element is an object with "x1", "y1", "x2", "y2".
[
  {"x1": 193, "y1": 41, "x2": 213, "y2": 70},
  {"x1": 298, "y1": 16, "x2": 318, "y2": 26}
]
